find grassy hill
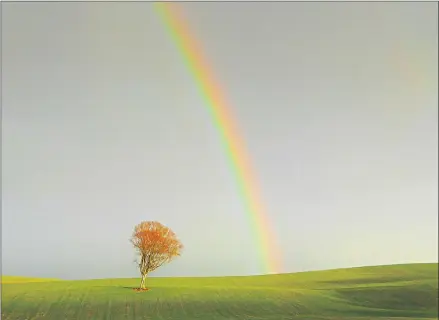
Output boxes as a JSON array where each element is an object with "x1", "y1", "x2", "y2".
[
  {"x1": 2, "y1": 263, "x2": 437, "y2": 320},
  {"x1": 1, "y1": 276, "x2": 60, "y2": 284}
]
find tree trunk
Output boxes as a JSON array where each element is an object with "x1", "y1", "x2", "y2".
[{"x1": 139, "y1": 273, "x2": 147, "y2": 289}]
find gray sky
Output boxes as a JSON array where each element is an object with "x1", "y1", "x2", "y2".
[{"x1": 2, "y1": 2, "x2": 438, "y2": 280}]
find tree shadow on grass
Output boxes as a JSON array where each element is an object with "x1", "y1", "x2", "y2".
[
  {"x1": 92, "y1": 285, "x2": 140, "y2": 290},
  {"x1": 120, "y1": 286, "x2": 151, "y2": 291}
]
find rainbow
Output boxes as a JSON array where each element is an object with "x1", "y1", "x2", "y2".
[{"x1": 154, "y1": 3, "x2": 282, "y2": 274}]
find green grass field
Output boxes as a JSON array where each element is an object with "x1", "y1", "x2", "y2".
[
  {"x1": 2, "y1": 263, "x2": 438, "y2": 320},
  {"x1": 1, "y1": 276, "x2": 60, "y2": 284}
]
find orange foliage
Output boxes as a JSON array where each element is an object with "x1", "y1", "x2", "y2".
[{"x1": 130, "y1": 221, "x2": 183, "y2": 274}]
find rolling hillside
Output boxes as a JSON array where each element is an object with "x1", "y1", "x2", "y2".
[
  {"x1": 1, "y1": 276, "x2": 60, "y2": 284},
  {"x1": 2, "y1": 263, "x2": 437, "y2": 320}
]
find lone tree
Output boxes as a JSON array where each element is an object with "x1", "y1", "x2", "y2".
[{"x1": 130, "y1": 221, "x2": 183, "y2": 289}]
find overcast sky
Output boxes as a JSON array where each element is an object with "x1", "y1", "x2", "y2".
[{"x1": 2, "y1": 2, "x2": 437, "y2": 280}]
